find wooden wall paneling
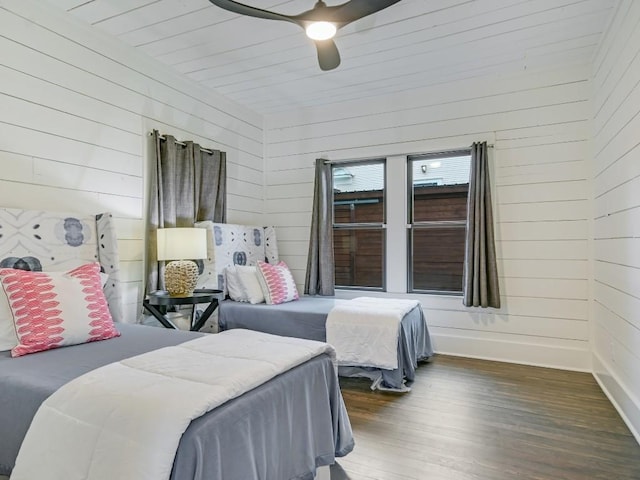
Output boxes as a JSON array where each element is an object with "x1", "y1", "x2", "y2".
[
  {"x1": 595, "y1": 237, "x2": 640, "y2": 268},
  {"x1": 497, "y1": 240, "x2": 588, "y2": 260},
  {"x1": 591, "y1": 0, "x2": 640, "y2": 443},
  {"x1": 594, "y1": 144, "x2": 640, "y2": 200},
  {"x1": 265, "y1": 197, "x2": 314, "y2": 216},
  {"x1": 497, "y1": 201, "x2": 588, "y2": 223},
  {"x1": 500, "y1": 278, "x2": 588, "y2": 300},
  {"x1": 592, "y1": 2, "x2": 640, "y2": 113},
  {"x1": 0, "y1": 5, "x2": 263, "y2": 146},
  {"x1": 267, "y1": 102, "x2": 589, "y2": 158},
  {"x1": 594, "y1": 208, "x2": 640, "y2": 239},
  {"x1": 495, "y1": 160, "x2": 587, "y2": 185},
  {"x1": 499, "y1": 259, "x2": 588, "y2": 281},
  {"x1": 0, "y1": 1, "x2": 265, "y2": 322},
  {"x1": 265, "y1": 64, "x2": 591, "y2": 370},
  {"x1": 498, "y1": 221, "x2": 588, "y2": 241},
  {"x1": 594, "y1": 284, "x2": 640, "y2": 334},
  {"x1": 269, "y1": 82, "x2": 591, "y2": 146},
  {"x1": 425, "y1": 309, "x2": 589, "y2": 340}
]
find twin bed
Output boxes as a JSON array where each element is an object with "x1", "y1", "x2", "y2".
[
  {"x1": 194, "y1": 221, "x2": 433, "y2": 392},
  {"x1": 219, "y1": 296, "x2": 433, "y2": 391},
  {"x1": 0, "y1": 324, "x2": 352, "y2": 479},
  {"x1": 0, "y1": 209, "x2": 353, "y2": 480}
]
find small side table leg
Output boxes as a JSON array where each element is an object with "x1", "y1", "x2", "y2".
[
  {"x1": 143, "y1": 300, "x2": 179, "y2": 329},
  {"x1": 191, "y1": 300, "x2": 219, "y2": 332}
]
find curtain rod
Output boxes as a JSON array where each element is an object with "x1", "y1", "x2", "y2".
[
  {"x1": 149, "y1": 132, "x2": 214, "y2": 155},
  {"x1": 323, "y1": 144, "x2": 494, "y2": 165}
]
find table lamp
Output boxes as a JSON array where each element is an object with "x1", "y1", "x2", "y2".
[{"x1": 156, "y1": 227, "x2": 207, "y2": 297}]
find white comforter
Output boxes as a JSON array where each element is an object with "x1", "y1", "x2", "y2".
[
  {"x1": 326, "y1": 297, "x2": 419, "y2": 370},
  {"x1": 10, "y1": 329, "x2": 335, "y2": 480}
]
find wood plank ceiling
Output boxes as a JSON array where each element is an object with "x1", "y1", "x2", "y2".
[{"x1": 42, "y1": 0, "x2": 617, "y2": 115}]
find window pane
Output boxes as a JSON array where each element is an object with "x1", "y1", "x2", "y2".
[
  {"x1": 411, "y1": 155, "x2": 470, "y2": 223},
  {"x1": 409, "y1": 151, "x2": 470, "y2": 293},
  {"x1": 333, "y1": 163, "x2": 384, "y2": 224},
  {"x1": 334, "y1": 228, "x2": 384, "y2": 288},
  {"x1": 411, "y1": 226, "x2": 465, "y2": 292}
]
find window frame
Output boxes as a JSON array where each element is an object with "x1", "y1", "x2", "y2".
[{"x1": 332, "y1": 158, "x2": 387, "y2": 291}]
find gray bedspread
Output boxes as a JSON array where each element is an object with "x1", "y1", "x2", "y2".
[
  {"x1": 219, "y1": 296, "x2": 433, "y2": 390},
  {"x1": 0, "y1": 324, "x2": 354, "y2": 479}
]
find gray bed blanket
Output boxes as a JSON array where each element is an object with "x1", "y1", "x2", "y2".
[
  {"x1": 0, "y1": 324, "x2": 353, "y2": 479},
  {"x1": 219, "y1": 296, "x2": 433, "y2": 390}
]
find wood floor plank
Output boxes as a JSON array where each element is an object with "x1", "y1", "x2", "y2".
[{"x1": 332, "y1": 355, "x2": 640, "y2": 480}]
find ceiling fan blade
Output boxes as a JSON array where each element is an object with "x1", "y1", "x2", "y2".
[
  {"x1": 315, "y1": 39, "x2": 341, "y2": 71},
  {"x1": 332, "y1": 0, "x2": 403, "y2": 26},
  {"x1": 208, "y1": 0, "x2": 297, "y2": 24}
]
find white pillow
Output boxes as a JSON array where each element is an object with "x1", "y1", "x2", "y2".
[
  {"x1": 235, "y1": 266, "x2": 265, "y2": 304},
  {"x1": 225, "y1": 266, "x2": 265, "y2": 304},
  {"x1": 225, "y1": 267, "x2": 248, "y2": 302},
  {"x1": 0, "y1": 288, "x2": 18, "y2": 351}
]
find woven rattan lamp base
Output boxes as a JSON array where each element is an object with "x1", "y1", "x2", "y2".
[{"x1": 164, "y1": 260, "x2": 199, "y2": 297}]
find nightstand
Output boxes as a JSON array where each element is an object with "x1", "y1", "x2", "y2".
[{"x1": 143, "y1": 289, "x2": 224, "y2": 332}]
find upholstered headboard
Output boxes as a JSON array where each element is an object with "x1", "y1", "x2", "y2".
[
  {"x1": 195, "y1": 221, "x2": 279, "y2": 294},
  {"x1": 0, "y1": 207, "x2": 124, "y2": 322}
]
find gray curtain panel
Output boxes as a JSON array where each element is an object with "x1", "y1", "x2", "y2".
[
  {"x1": 146, "y1": 130, "x2": 226, "y2": 294},
  {"x1": 304, "y1": 158, "x2": 335, "y2": 296},
  {"x1": 463, "y1": 142, "x2": 500, "y2": 308}
]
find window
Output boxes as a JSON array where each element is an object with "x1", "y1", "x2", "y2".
[
  {"x1": 331, "y1": 150, "x2": 471, "y2": 295},
  {"x1": 408, "y1": 151, "x2": 471, "y2": 293},
  {"x1": 332, "y1": 160, "x2": 385, "y2": 289}
]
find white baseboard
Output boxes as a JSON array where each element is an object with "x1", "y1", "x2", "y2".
[
  {"x1": 432, "y1": 333, "x2": 591, "y2": 372},
  {"x1": 592, "y1": 353, "x2": 640, "y2": 445}
]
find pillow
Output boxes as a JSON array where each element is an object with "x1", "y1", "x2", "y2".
[
  {"x1": 256, "y1": 261, "x2": 299, "y2": 305},
  {"x1": 236, "y1": 266, "x2": 265, "y2": 304},
  {"x1": 0, "y1": 288, "x2": 18, "y2": 351},
  {"x1": 225, "y1": 266, "x2": 265, "y2": 304},
  {"x1": 0, "y1": 262, "x2": 120, "y2": 357},
  {"x1": 0, "y1": 268, "x2": 112, "y2": 352},
  {"x1": 225, "y1": 267, "x2": 246, "y2": 302}
]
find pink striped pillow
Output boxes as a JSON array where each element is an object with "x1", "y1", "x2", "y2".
[
  {"x1": 0, "y1": 263, "x2": 120, "y2": 357},
  {"x1": 256, "y1": 261, "x2": 299, "y2": 305}
]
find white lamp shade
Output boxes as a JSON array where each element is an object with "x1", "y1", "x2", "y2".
[{"x1": 156, "y1": 228, "x2": 207, "y2": 261}]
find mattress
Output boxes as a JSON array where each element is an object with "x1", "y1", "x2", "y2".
[
  {"x1": 0, "y1": 323, "x2": 353, "y2": 479},
  {"x1": 218, "y1": 296, "x2": 433, "y2": 390}
]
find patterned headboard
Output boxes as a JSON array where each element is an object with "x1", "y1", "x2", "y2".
[
  {"x1": 0, "y1": 207, "x2": 123, "y2": 322},
  {"x1": 195, "y1": 221, "x2": 279, "y2": 294}
]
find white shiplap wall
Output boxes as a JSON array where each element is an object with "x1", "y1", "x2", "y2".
[
  {"x1": 265, "y1": 65, "x2": 592, "y2": 371},
  {"x1": 0, "y1": 0, "x2": 264, "y2": 322},
  {"x1": 590, "y1": 0, "x2": 640, "y2": 442}
]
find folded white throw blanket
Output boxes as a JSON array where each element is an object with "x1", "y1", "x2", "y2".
[
  {"x1": 326, "y1": 297, "x2": 419, "y2": 370},
  {"x1": 11, "y1": 329, "x2": 335, "y2": 480}
]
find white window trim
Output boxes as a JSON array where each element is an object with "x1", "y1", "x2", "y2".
[{"x1": 385, "y1": 155, "x2": 408, "y2": 294}]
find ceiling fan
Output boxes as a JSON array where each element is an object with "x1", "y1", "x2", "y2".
[{"x1": 207, "y1": 0, "x2": 403, "y2": 71}]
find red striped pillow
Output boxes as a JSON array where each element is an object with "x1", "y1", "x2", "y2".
[
  {"x1": 0, "y1": 262, "x2": 120, "y2": 357},
  {"x1": 256, "y1": 261, "x2": 299, "y2": 305}
]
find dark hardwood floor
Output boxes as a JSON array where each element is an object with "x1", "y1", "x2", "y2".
[{"x1": 331, "y1": 355, "x2": 640, "y2": 480}]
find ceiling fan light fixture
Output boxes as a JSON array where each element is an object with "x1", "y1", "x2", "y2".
[
  {"x1": 305, "y1": 21, "x2": 337, "y2": 40},
  {"x1": 207, "y1": 0, "x2": 404, "y2": 70}
]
